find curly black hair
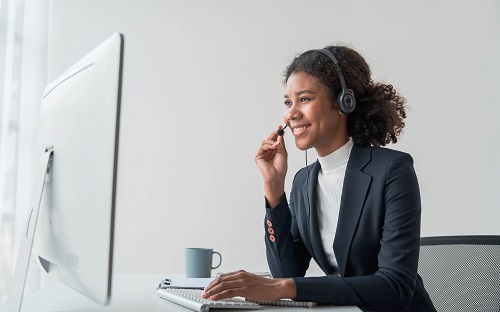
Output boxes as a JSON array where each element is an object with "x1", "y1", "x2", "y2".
[{"x1": 283, "y1": 45, "x2": 406, "y2": 147}]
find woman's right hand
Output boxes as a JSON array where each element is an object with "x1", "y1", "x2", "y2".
[{"x1": 255, "y1": 126, "x2": 288, "y2": 207}]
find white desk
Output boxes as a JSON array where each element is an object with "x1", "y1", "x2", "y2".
[{"x1": 20, "y1": 274, "x2": 361, "y2": 312}]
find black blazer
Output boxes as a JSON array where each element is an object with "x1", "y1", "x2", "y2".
[{"x1": 264, "y1": 143, "x2": 436, "y2": 312}]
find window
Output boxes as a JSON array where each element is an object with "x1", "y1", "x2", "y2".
[
  {"x1": 0, "y1": 0, "x2": 24, "y2": 300},
  {"x1": 0, "y1": 0, "x2": 48, "y2": 301}
]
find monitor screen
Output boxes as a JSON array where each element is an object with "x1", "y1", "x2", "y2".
[{"x1": 32, "y1": 32, "x2": 124, "y2": 305}]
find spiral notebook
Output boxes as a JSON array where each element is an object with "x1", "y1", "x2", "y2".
[
  {"x1": 157, "y1": 277, "x2": 212, "y2": 289},
  {"x1": 246, "y1": 298, "x2": 318, "y2": 308}
]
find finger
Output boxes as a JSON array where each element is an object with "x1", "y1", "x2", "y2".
[
  {"x1": 255, "y1": 142, "x2": 278, "y2": 160},
  {"x1": 203, "y1": 273, "x2": 249, "y2": 299},
  {"x1": 276, "y1": 132, "x2": 286, "y2": 149},
  {"x1": 272, "y1": 134, "x2": 287, "y2": 159},
  {"x1": 257, "y1": 145, "x2": 278, "y2": 157},
  {"x1": 256, "y1": 150, "x2": 277, "y2": 162},
  {"x1": 208, "y1": 288, "x2": 242, "y2": 301},
  {"x1": 259, "y1": 141, "x2": 278, "y2": 152},
  {"x1": 204, "y1": 270, "x2": 243, "y2": 292},
  {"x1": 265, "y1": 126, "x2": 283, "y2": 141},
  {"x1": 204, "y1": 278, "x2": 219, "y2": 292},
  {"x1": 203, "y1": 277, "x2": 242, "y2": 298},
  {"x1": 203, "y1": 279, "x2": 237, "y2": 298}
]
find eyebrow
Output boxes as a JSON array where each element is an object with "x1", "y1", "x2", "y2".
[{"x1": 284, "y1": 89, "x2": 317, "y2": 98}]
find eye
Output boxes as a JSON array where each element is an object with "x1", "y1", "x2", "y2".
[
  {"x1": 284, "y1": 100, "x2": 292, "y2": 106},
  {"x1": 300, "y1": 97, "x2": 310, "y2": 103}
]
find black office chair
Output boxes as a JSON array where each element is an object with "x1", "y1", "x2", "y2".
[{"x1": 418, "y1": 235, "x2": 500, "y2": 312}]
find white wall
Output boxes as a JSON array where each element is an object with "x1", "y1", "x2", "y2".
[{"x1": 45, "y1": 0, "x2": 500, "y2": 275}]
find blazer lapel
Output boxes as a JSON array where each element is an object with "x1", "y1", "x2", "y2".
[
  {"x1": 334, "y1": 144, "x2": 372, "y2": 277},
  {"x1": 301, "y1": 161, "x2": 334, "y2": 275}
]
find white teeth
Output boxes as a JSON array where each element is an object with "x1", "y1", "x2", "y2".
[{"x1": 293, "y1": 126, "x2": 309, "y2": 133}]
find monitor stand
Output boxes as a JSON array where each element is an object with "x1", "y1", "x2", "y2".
[
  {"x1": 2, "y1": 148, "x2": 53, "y2": 312},
  {"x1": 0, "y1": 147, "x2": 107, "y2": 312}
]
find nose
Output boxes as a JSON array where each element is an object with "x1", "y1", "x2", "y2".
[{"x1": 285, "y1": 103, "x2": 301, "y2": 121}]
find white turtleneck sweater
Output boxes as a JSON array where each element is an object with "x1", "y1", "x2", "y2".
[{"x1": 316, "y1": 138, "x2": 353, "y2": 271}]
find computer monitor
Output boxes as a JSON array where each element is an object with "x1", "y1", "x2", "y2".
[{"x1": 4, "y1": 32, "x2": 124, "y2": 311}]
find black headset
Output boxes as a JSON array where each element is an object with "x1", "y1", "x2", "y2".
[{"x1": 305, "y1": 48, "x2": 356, "y2": 115}]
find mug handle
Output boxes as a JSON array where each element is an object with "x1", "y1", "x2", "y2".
[{"x1": 211, "y1": 251, "x2": 222, "y2": 269}]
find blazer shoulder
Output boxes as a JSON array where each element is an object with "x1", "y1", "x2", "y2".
[
  {"x1": 371, "y1": 146, "x2": 414, "y2": 164},
  {"x1": 350, "y1": 143, "x2": 414, "y2": 171}
]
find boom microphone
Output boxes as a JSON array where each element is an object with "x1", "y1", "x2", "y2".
[{"x1": 277, "y1": 125, "x2": 287, "y2": 136}]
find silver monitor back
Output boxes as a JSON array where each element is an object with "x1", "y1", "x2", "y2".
[{"x1": 33, "y1": 32, "x2": 123, "y2": 305}]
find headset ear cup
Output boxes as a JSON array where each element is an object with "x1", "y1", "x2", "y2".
[
  {"x1": 338, "y1": 92, "x2": 356, "y2": 115},
  {"x1": 311, "y1": 48, "x2": 355, "y2": 114}
]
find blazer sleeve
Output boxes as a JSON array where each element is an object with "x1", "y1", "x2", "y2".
[
  {"x1": 264, "y1": 190, "x2": 312, "y2": 278},
  {"x1": 291, "y1": 154, "x2": 421, "y2": 311}
]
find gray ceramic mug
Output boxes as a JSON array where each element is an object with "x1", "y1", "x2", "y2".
[{"x1": 185, "y1": 248, "x2": 222, "y2": 278}]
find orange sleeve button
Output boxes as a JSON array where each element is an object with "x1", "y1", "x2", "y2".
[
  {"x1": 266, "y1": 220, "x2": 273, "y2": 227},
  {"x1": 268, "y1": 228, "x2": 275, "y2": 235},
  {"x1": 269, "y1": 234, "x2": 276, "y2": 242}
]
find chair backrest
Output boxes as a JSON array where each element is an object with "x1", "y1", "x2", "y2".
[{"x1": 418, "y1": 235, "x2": 500, "y2": 312}]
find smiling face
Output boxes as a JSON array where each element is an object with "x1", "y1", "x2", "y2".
[{"x1": 283, "y1": 71, "x2": 349, "y2": 157}]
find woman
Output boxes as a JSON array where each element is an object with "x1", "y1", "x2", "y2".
[{"x1": 203, "y1": 46, "x2": 436, "y2": 311}]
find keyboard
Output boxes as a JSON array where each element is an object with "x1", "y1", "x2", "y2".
[{"x1": 156, "y1": 288, "x2": 261, "y2": 312}]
